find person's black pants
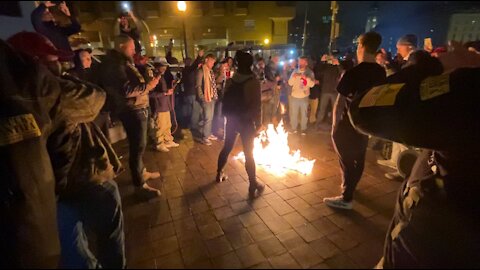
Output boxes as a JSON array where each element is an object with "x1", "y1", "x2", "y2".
[
  {"x1": 119, "y1": 108, "x2": 148, "y2": 187},
  {"x1": 331, "y1": 119, "x2": 369, "y2": 202},
  {"x1": 217, "y1": 117, "x2": 256, "y2": 183}
]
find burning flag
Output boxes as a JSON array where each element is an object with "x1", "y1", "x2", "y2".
[{"x1": 235, "y1": 121, "x2": 316, "y2": 176}]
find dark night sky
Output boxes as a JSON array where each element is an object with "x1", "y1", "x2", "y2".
[{"x1": 289, "y1": 1, "x2": 480, "y2": 57}]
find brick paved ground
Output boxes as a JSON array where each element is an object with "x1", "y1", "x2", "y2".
[{"x1": 114, "y1": 129, "x2": 402, "y2": 269}]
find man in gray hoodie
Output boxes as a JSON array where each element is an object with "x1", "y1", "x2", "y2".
[
  {"x1": 288, "y1": 56, "x2": 315, "y2": 135},
  {"x1": 216, "y1": 51, "x2": 265, "y2": 199}
]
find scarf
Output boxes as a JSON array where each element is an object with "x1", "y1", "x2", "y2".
[{"x1": 203, "y1": 65, "x2": 217, "y2": 102}]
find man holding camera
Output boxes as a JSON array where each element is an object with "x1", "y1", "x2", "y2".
[
  {"x1": 98, "y1": 34, "x2": 162, "y2": 199},
  {"x1": 115, "y1": 10, "x2": 143, "y2": 55}
]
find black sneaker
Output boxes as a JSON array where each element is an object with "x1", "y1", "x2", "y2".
[
  {"x1": 216, "y1": 171, "x2": 228, "y2": 183},
  {"x1": 248, "y1": 182, "x2": 265, "y2": 200}
]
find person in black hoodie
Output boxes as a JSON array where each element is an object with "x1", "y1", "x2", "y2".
[
  {"x1": 69, "y1": 48, "x2": 93, "y2": 82},
  {"x1": 216, "y1": 51, "x2": 265, "y2": 200}
]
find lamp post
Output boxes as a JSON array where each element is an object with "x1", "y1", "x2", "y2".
[
  {"x1": 329, "y1": 1, "x2": 339, "y2": 54},
  {"x1": 177, "y1": 1, "x2": 188, "y2": 58}
]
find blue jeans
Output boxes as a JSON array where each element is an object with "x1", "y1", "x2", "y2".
[
  {"x1": 289, "y1": 96, "x2": 309, "y2": 131},
  {"x1": 57, "y1": 180, "x2": 126, "y2": 269},
  {"x1": 119, "y1": 108, "x2": 148, "y2": 186},
  {"x1": 316, "y1": 93, "x2": 337, "y2": 126},
  {"x1": 191, "y1": 100, "x2": 202, "y2": 138},
  {"x1": 213, "y1": 100, "x2": 225, "y2": 137},
  {"x1": 183, "y1": 95, "x2": 196, "y2": 129},
  {"x1": 200, "y1": 101, "x2": 215, "y2": 140}
]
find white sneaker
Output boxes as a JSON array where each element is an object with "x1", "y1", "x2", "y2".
[
  {"x1": 202, "y1": 139, "x2": 212, "y2": 146},
  {"x1": 323, "y1": 196, "x2": 353, "y2": 210},
  {"x1": 385, "y1": 172, "x2": 402, "y2": 180},
  {"x1": 155, "y1": 144, "x2": 169, "y2": 152},
  {"x1": 135, "y1": 183, "x2": 161, "y2": 198},
  {"x1": 143, "y1": 170, "x2": 161, "y2": 181},
  {"x1": 165, "y1": 141, "x2": 180, "y2": 148},
  {"x1": 208, "y1": 135, "x2": 218, "y2": 141},
  {"x1": 377, "y1": 159, "x2": 396, "y2": 169}
]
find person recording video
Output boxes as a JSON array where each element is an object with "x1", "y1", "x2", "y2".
[{"x1": 31, "y1": 1, "x2": 81, "y2": 52}]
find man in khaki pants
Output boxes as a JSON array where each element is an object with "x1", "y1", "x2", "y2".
[{"x1": 149, "y1": 58, "x2": 179, "y2": 152}]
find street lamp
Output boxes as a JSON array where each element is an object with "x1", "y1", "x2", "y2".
[
  {"x1": 177, "y1": 1, "x2": 188, "y2": 58},
  {"x1": 264, "y1": 38, "x2": 270, "y2": 45}
]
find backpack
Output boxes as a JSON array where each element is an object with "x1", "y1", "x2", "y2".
[{"x1": 223, "y1": 77, "x2": 253, "y2": 117}]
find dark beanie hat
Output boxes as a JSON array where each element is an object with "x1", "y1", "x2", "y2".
[
  {"x1": 235, "y1": 50, "x2": 253, "y2": 70},
  {"x1": 397, "y1": 34, "x2": 418, "y2": 48}
]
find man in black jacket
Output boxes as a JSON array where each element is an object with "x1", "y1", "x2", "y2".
[
  {"x1": 182, "y1": 50, "x2": 204, "y2": 129},
  {"x1": 98, "y1": 34, "x2": 162, "y2": 198},
  {"x1": 217, "y1": 51, "x2": 265, "y2": 200}
]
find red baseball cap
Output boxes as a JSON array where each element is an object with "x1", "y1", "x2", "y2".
[{"x1": 7, "y1": 31, "x2": 74, "y2": 62}]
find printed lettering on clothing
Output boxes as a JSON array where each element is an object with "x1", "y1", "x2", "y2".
[
  {"x1": 127, "y1": 63, "x2": 145, "y2": 84},
  {"x1": 0, "y1": 114, "x2": 41, "y2": 146},
  {"x1": 359, "y1": 83, "x2": 405, "y2": 108},
  {"x1": 420, "y1": 73, "x2": 450, "y2": 101}
]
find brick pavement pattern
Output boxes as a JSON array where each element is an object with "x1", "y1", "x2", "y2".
[{"x1": 115, "y1": 130, "x2": 402, "y2": 269}]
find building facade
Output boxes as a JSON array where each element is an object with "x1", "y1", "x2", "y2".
[
  {"x1": 447, "y1": 13, "x2": 480, "y2": 43},
  {"x1": 74, "y1": 1, "x2": 296, "y2": 60}
]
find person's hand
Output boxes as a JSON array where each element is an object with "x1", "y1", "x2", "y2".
[
  {"x1": 438, "y1": 40, "x2": 480, "y2": 73},
  {"x1": 275, "y1": 75, "x2": 281, "y2": 82},
  {"x1": 58, "y1": 2, "x2": 71, "y2": 17},
  {"x1": 127, "y1": 11, "x2": 135, "y2": 18},
  {"x1": 166, "y1": 89, "x2": 174, "y2": 95},
  {"x1": 315, "y1": 80, "x2": 320, "y2": 85},
  {"x1": 147, "y1": 75, "x2": 160, "y2": 91},
  {"x1": 44, "y1": 1, "x2": 56, "y2": 8},
  {"x1": 198, "y1": 49, "x2": 205, "y2": 58}
]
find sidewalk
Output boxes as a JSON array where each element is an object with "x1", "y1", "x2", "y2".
[{"x1": 114, "y1": 130, "x2": 401, "y2": 269}]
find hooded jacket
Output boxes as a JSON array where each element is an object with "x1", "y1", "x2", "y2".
[
  {"x1": 288, "y1": 68, "x2": 315, "y2": 98},
  {"x1": 0, "y1": 40, "x2": 104, "y2": 268},
  {"x1": 224, "y1": 72, "x2": 262, "y2": 127}
]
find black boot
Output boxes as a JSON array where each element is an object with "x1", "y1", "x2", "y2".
[
  {"x1": 216, "y1": 171, "x2": 228, "y2": 183},
  {"x1": 248, "y1": 180, "x2": 265, "y2": 199}
]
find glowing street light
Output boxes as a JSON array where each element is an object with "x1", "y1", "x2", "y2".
[
  {"x1": 177, "y1": 1, "x2": 187, "y2": 12},
  {"x1": 177, "y1": 1, "x2": 188, "y2": 58},
  {"x1": 264, "y1": 38, "x2": 270, "y2": 45}
]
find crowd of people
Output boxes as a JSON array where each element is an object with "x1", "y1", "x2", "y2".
[{"x1": 1, "y1": 1, "x2": 480, "y2": 269}]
